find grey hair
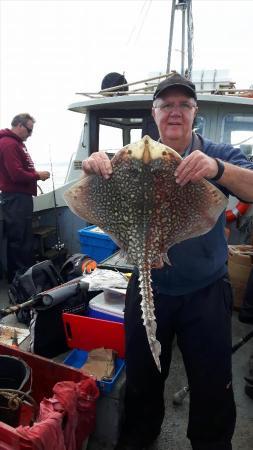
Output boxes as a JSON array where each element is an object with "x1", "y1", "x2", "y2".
[
  {"x1": 11, "y1": 113, "x2": 36, "y2": 127},
  {"x1": 152, "y1": 98, "x2": 160, "y2": 108}
]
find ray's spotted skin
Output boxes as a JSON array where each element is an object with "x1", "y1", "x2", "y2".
[{"x1": 64, "y1": 135, "x2": 227, "y2": 371}]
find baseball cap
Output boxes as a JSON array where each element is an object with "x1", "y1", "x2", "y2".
[{"x1": 153, "y1": 72, "x2": 197, "y2": 101}]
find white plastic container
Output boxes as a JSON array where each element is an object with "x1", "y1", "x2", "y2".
[{"x1": 88, "y1": 291, "x2": 126, "y2": 323}]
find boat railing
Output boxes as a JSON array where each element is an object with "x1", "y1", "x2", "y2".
[
  {"x1": 75, "y1": 73, "x2": 171, "y2": 98},
  {"x1": 75, "y1": 71, "x2": 253, "y2": 100}
]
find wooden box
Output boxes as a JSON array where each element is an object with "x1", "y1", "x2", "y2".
[{"x1": 228, "y1": 245, "x2": 253, "y2": 309}]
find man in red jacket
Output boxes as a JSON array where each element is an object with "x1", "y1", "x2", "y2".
[{"x1": 0, "y1": 113, "x2": 50, "y2": 283}]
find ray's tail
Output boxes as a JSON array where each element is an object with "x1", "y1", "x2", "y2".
[{"x1": 138, "y1": 260, "x2": 161, "y2": 371}]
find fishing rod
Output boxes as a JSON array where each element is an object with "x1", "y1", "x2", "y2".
[
  {"x1": 173, "y1": 328, "x2": 253, "y2": 405},
  {"x1": 49, "y1": 146, "x2": 64, "y2": 252}
]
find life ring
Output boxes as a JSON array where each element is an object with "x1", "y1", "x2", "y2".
[{"x1": 225, "y1": 202, "x2": 250, "y2": 222}]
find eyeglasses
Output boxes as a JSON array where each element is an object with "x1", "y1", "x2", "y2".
[
  {"x1": 22, "y1": 124, "x2": 33, "y2": 134},
  {"x1": 154, "y1": 102, "x2": 197, "y2": 113}
]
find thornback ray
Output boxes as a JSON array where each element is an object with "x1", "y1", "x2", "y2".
[{"x1": 64, "y1": 135, "x2": 228, "y2": 371}]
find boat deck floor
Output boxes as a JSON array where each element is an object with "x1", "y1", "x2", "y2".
[{"x1": 153, "y1": 313, "x2": 253, "y2": 450}]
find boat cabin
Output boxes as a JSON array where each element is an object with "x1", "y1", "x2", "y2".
[{"x1": 31, "y1": 88, "x2": 253, "y2": 260}]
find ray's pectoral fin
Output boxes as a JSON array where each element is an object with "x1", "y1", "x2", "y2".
[{"x1": 63, "y1": 176, "x2": 99, "y2": 224}]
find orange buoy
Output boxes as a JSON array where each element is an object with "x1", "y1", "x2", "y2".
[{"x1": 226, "y1": 202, "x2": 250, "y2": 222}]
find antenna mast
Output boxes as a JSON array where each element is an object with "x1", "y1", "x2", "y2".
[{"x1": 166, "y1": 0, "x2": 193, "y2": 79}]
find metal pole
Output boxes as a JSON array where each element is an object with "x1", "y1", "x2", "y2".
[
  {"x1": 166, "y1": 0, "x2": 176, "y2": 74},
  {"x1": 187, "y1": 0, "x2": 193, "y2": 79},
  {"x1": 181, "y1": 5, "x2": 186, "y2": 75}
]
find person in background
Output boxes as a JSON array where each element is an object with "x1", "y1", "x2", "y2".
[
  {"x1": 0, "y1": 113, "x2": 50, "y2": 283},
  {"x1": 82, "y1": 73, "x2": 253, "y2": 450}
]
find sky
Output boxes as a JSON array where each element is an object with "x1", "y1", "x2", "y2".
[{"x1": 1, "y1": 0, "x2": 253, "y2": 178}]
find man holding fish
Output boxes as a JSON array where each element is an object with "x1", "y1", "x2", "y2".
[{"x1": 72, "y1": 73, "x2": 253, "y2": 450}]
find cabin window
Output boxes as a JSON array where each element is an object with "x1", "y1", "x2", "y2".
[
  {"x1": 193, "y1": 115, "x2": 205, "y2": 135},
  {"x1": 99, "y1": 124, "x2": 123, "y2": 153},
  {"x1": 131, "y1": 128, "x2": 142, "y2": 142},
  {"x1": 221, "y1": 114, "x2": 253, "y2": 158},
  {"x1": 98, "y1": 115, "x2": 144, "y2": 155},
  {"x1": 99, "y1": 124, "x2": 142, "y2": 154}
]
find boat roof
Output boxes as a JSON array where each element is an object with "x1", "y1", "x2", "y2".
[{"x1": 68, "y1": 91, "x2": 253, "y2": 114}]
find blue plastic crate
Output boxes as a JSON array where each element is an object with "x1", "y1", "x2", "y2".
[
  {"x1": 88, "y1": 308, "x2": 124, "y2": 323},
  {"x1": 78, "y1": 225, "x2": 118, "y2": 263},
  {"x1": 64, "y1": 349, "x2": 125, "y2": 393}
]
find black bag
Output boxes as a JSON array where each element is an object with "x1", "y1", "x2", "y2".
[
  {"x1": 8, "y1": 260, "x2": 63, "y2": 325},
  {"x1": 29, "y1": 279, "x2": 89, "y2": 358}
]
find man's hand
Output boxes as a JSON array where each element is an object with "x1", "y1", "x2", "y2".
[
  {"x1": 174, "y1": 150, "x2": 219, "y2": 186},
  {"x1": 38, "y1": 171, "x2": 50, "y2": 181},
  {"x1": 82, "y1": 151, "x2": 112, "y2": 179}
]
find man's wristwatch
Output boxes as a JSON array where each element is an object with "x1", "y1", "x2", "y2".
[{"x1": 210, "y1": 158, "x2": 225, "y2": 181}]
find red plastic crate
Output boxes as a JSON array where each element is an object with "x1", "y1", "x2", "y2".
[
  {"x1": 63, "y1": 314, "x2": 125, "y2": 359},
  {"x1": 0, "y1": 343, "x2": 87, "y2": 404},
  {"x1": 0, "y1": 343, "x2": 98, "y2": 449}
]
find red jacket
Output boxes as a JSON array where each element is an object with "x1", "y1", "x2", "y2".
[{"x1": 0, "y1": 129, "x2": 40, "y2": 196}]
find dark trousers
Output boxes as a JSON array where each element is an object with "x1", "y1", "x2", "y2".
[
  {"x1": 1, "y1": 192, "x2": 33, "y2": 283},
  {"x1": 122, "y1": 273, "x2": 236, "y2": 450}
]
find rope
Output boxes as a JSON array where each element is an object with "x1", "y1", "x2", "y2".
[{"x1": 0, "y1": 389, "x2": 38, "y2": 423}]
